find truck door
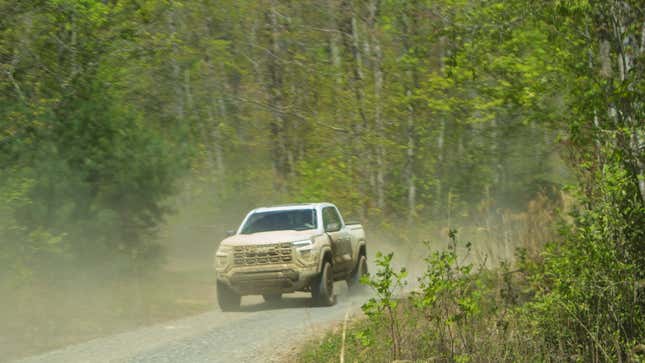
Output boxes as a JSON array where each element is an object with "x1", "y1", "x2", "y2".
[{"x1": 322, "y1": 206, "x2": 353, "y2": 272}]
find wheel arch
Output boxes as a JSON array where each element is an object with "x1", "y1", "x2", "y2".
[
  {"x1": 358, "y1": 242, "x2": 367, "y2": 258},
  {"x1": 318, "y1": 247, "x2": 333, "y2": 272}
]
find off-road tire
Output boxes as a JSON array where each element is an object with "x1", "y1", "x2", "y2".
[
  {"x1": 262, "y1": 293, "x2": 282, "y2": 303},
  {"x1": 217, "y1": 280, "x2": 241, "y2": 311},
  {"x1": 347, "y1": 254, "x2": 368, "y2": 290},
  {"x1": 312, "y1": 261, "x2": 335, "y2": 306}
]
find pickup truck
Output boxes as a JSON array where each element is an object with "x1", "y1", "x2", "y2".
[{"x1": 214, "y1": 202, "x2": 368, "y2": 310}]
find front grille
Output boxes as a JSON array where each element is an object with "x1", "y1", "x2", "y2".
[{"x1": 233, "y1": 243, "x2": 293, "y2": 265}]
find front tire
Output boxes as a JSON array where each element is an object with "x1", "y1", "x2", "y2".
[
  {"x1": 217, "y1": 280, "x2": 241, "y2": 311},
  {"x1": 347, "y1": 255, "x2": 368, "y2": 290},
  {"x1": 312, "y1": 261, "x2": 335, "y2": 306}
]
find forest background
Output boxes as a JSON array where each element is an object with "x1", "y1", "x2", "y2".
[{"x1": 0, "y1": 0, "x2": 643, "y2": 361}]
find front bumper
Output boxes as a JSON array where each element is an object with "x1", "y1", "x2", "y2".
[{"x1": 217, "y1": 264, "x2": 319, "y2": 295}]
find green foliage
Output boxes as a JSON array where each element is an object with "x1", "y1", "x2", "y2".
[
  {"x1": 1, "y1": 3, "x2": 643, "y2": 352},
  {"x1": 0, "y1": 171, "x2": 66, "y2": 283},
  {"x1": 300, "y1": 230, "x2": 529, "y2": 362},
  {"x1": 359, "y1": 252, "x2": 408, "y2": 360},
  {"x1": 0, "y1": 0, "x2": 642, "y2": 360},
  {"x1": 409, "y1": 231, "x2": 486, "y2": 360},
  {"x1": 298, "y1": 0, "x2": 643, "y2": 361},
  {"x1": 361, "y1": 252, "x2": 408, "y2": 318},
  {"x1": 520, "y1": 163, "x2": 645, "y2": 360},
  {"x1": 0, "y1": 1, "x2": 185, "y2": 280},
  {"x1": 1, "y1": 0, "x2": 572, "y2": 282},
  {"x1": 300, "y1": 199, "x2": 643, "y2": 361}
]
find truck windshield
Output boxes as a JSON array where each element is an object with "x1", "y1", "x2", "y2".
[{"x1": 240, "y1": 209, "x2": 317, "y2": 234}]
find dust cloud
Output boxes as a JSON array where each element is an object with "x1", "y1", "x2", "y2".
[{"x1": 0, "y1": 176, "x2": 561, "y2": 362}]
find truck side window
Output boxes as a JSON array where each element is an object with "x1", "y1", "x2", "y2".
[{"x1": 322, "y1": 207, "x2": 341, "y2": 229}]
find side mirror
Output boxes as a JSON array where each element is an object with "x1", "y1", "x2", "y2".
[
  {"x1": 325, "y1": 222, "x2": 340, "y2": 233},
  {"x1": 226, "y1": 230, "x2": 235, "y2": 237}
]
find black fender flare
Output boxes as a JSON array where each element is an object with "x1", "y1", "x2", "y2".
[{"x1": 318, "y1": 246, "x2": 333, "y2": 272}]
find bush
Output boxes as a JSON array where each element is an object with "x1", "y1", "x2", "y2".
[
  {"x1": 299, "y1": 173, "x2": 644, "y2": 361},
  {"x1": 519, "y1": 164, "x2": 645, "y2": 361}
]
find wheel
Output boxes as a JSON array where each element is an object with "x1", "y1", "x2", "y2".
[
  {"x1": 262, "y1": 293, "x2": 282, "y2": 303},
  {"x1": 312, "y1": 261, "x2": 335, "y2": 306},
  {"x1": 216, "y1": 280, "x2": 241, "y2": 311},
  {"x1": 347, "y1": 255, "x2": 368, "y2": 290}
]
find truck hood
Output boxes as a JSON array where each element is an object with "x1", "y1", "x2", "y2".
[{"x1": 220, "y1": 229, "x2": 320, "y2": 246}]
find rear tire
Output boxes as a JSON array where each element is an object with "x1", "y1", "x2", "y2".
[
  {"x1": 312, "y1": 261, "x2": 335, "y2": 306},
  {"x1": 262, "y1": 293, "x2": 282, "y2": 303},
  {"x1": 217, "y1": 280, "x2": 241, "y2": 311},
  {"x1": 347, "y1": 255, "x2": 368, "y2": 290}
]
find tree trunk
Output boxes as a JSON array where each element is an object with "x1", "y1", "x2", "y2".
[
  {"x1": 401, "y1": 7, "x2": 419, "y2": 224},
  {"x1": 339, "y1": 0, "x2": 369, "y2": 218},
  {"x1": 434, "y1": 36, "x2": 447, "y2": 218},
  {"x1": 204, "y1": 99, "x2": 225, "y2": 182},
  {"x1": 327, "y1": 0, "x2": 342, "y2": 83},
  {"x1": 607, "y1": 3, "x2": 645, "y2": 204},
  {"x1": 167, "y1": 8, "x2": 185, "y2": 124},
  {"x1": 368, "y1": 0, "x2": 386, "y2": 212},
  {"x1": 267, "y1": 2, "x2": 289, "y2": 186},
  {"x1": 406, "y1": 87, "x2": 416, "y2": 224}
]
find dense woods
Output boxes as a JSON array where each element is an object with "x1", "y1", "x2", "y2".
[
  {"x1": 0, "y1": 0, "x2": 643, "y2": 360},
  {"x1": 1, "y1": 0, "x2": 568, "y2": 275}
]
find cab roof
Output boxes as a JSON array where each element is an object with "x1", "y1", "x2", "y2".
[{"x1": 251, "y1": 202, "x2": 334, "y2": 213}]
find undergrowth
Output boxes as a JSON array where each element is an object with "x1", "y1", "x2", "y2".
[{"x1": 299, "y1": 167, "x2": 645, "y2": 362}]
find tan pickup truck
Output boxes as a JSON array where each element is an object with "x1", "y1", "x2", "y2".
[{"x1": 214, "y1": 203, "x2": 367, "y2": 310}]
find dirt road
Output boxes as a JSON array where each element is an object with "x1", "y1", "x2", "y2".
[{"x1": 16, "y1": 284, "x2": 367, "y2": 363}]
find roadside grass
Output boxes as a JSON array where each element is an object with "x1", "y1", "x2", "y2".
[
  {"x1": 0, "y1": 268, "x2": 216, "y2": 362},
  {"x1": 297, "y1": 270, "x2": 540, "y2": 363},
  {"x1": 297, "y1": 231, "x2": 538, "y2": 363},
  {"x1": 297, "y1": 181, "x2": 645, "y2": 362},
  {"x1": 298, "y1": 319, "x2": 374, "y2": 363},
  {"x1": 297, "y1": 188, "x2": 644, "y2": 363}
]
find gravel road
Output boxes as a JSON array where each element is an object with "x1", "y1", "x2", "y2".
[{"x1": 16, "y1": 284, "x2": 368, "y2": 363}]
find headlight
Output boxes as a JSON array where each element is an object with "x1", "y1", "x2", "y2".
[
  {"x1": 217, "y1": 245, "x2": 233, "y2": 255},
  {"x1": 215, "y1": 255, "x2": 228, "y2": 267},
  {"x1": 215, "y1": 245, "x2": 232, "y2": 268},
  {"x1": 298, "y1": 249, "x2": 312, "y2": 259},
  {"x1": 292, "y1": 240, "x2": 312, "y2": 248},
  {"x1": 293, "y1": 239, "x2": 315, "y2": 262}
]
